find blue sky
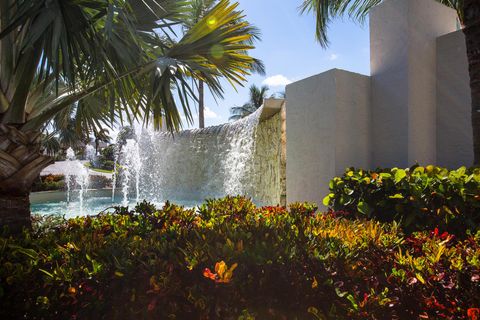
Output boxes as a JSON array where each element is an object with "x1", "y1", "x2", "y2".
[{"x1": 189, "y1": 0, "x2": 371, "y2": 128}]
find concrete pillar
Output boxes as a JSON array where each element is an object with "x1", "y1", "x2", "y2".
[
  {"x1": 436, "y1": 30, "x2": 474, "y2": 168},
  {"x1": 286, "y1": 69, "x2": 371, "y2": 207},
  {"x1": 370, "y1": 0, "x2": 458, "y2": 167}
]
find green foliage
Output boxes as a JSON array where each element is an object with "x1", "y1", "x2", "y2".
[
  {"x1": 324, "y1": 165, "x2": 480, "y2": 234},
  {"x1": 1, "y1": 196, "x2": 479, "y2": 319},
  {"x1": 0, "y1": 0, "x2": 263, "y2": 133},
  {"x1": 229, "y1": 84, "x2": 269, "y2": 121},
  {"x1": 32, "y1": 174, "x2": 111, "y2": 192},
  {"x1": 32, "y1": 175, "x2": 65, "y2": 192},
  {"x1": 91, "y1": 145, "x2": 116, "y2": 171}
]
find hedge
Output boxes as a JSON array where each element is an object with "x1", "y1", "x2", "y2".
[
  {"x1": 1, "y1": 196, "x2": 479, "y2": 319},
  {"x1": 323, "y1": 165, "x2": 480, "y2": 234}
]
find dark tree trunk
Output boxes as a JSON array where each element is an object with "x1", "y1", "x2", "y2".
[
  {"x1": 463, "y1": 0, "x2": 480, "y2": 165},
  {"x1": 0, "y1": 124, "x2": 53, "y2": 233},
  {"x1": 199, "y1": 80, "x2": 205, "y2": 129}
]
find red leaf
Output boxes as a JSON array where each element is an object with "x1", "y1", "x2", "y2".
[{"x1": 468, "y1": 308, "x2": 480, "y2": 320}]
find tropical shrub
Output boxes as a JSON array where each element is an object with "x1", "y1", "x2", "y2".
[
  {"x1": 89, "y1": 175, "x2": 112, "y2": 189},
  {"x1": 32, "y1": 175, "x2": 111, "y2": 192},
  {"x1": 1, "y1": 196, "x2": 479, "y2": 319},
  {"x1": 323, "y1": 165, "x2": 480, "y2": 234},
  {"x1": 91, "y1": 145, "x2": 116, "y2": 171},
  {"x1": 31, "y1": 175, "x2": 65, "y2": 192}
]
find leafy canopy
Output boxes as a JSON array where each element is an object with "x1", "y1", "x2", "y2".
[{"x1": 0, "y1": 0, "x2": 261, "y2": 132}]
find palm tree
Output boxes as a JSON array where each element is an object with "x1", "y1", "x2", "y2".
[
  {"x1": 41, "y1": 134, "x2": 61, "y2": 158},
  {"x1": 93, "y1": 129, "x2": 111, "y2": 155},
  {"x1": 183, "y1": 0, "x2": 266, "y2": 128},
  {"x1": 300, "y1": 0, "x2": 480, "y2": 165},
  {"x1": 183, "y1": 0, "x2": 218, "y2": 128},
  {"x1": 229, "y1": 84, "x2": 269, "y2": 121},
  {"x1": 0, "y1": 0, "x2": 262, "y2": 231}
]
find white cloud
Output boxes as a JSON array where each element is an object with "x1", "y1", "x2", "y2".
[
  {"x1": 329, "y1": 53, "x2": 339, "y2": 61},
  {"x1": 204, "y1": 106, "x2": 218, "y2": 119},
  {"x1": 262, "y1": 74, "x2": 292, "y2": 87}
]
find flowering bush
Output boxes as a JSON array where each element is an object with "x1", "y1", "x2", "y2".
[
  {"x1": 0, "y1": 196, "x2": 479, "y2": 319},
  {"x1": 32, "y1": 174, "x2": 65, "y2": 192},
  {"x1": 323, "y1": 165, "x2": 480, "y2": 235}
]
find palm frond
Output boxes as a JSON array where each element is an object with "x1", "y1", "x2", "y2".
[
  {"x1": 1, "y1": 0, "x2": 263, "y2": 133},
  {"x1": 300, "y1": 0, "x2": 464, "y2": 47},
  {"x1": 229, "y1": 83, "x2": 268, "y2": 121}
]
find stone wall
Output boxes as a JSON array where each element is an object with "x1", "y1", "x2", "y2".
[{"x1": 252, "y1": 109, "x2": 284, "y2": 205}]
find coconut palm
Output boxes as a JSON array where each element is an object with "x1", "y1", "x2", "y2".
[
  {"x1": 300, "y1": 0, "x2": 480, "y2": 165},
  {"x1": 183, "y1": 0, "x2": 266, "y2": 128},
  {"x1": 0, "y1": 0, "x2": 262, "y2": 231},
  {"x1": 229, "y1": 84, "x2": 269, "y2": 121}
]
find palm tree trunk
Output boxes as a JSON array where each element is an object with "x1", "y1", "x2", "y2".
[
  {"x1": 0, "y1": 124, "x2": 53, "y2": 233},
  {"x1": 199, "y1": 80, "x2": 205, "y2": 129},
  {"x1": 463, "y1": 0, "x2": 480, "y2": 165}
]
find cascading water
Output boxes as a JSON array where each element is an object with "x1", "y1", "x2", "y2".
[
  {"x1": 116, "y1": 107, "x2": 263, "y2": 204},
  {"x1": 64, "y1": 147, "x2": 90, "y2": 213}
]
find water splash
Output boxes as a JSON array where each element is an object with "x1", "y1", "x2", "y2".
[
  {"x1": 121, "y1": 139, "x2": 142, "y2": 206},
  {"x1": 64, "y1": 147, "x2": 90, "y2": 213},
  {"x1": 111, "y1": 144, "x2": 119, "y2": 202},
  {"x1": 85, "y1": 145, "x2": 96, "y2": 162},
  {"x1": 116, "y1": 108, "x2": 262, "y2": 203},
  {"x1": 65, "y1": 148, "x2": 75, "y2": 203}
]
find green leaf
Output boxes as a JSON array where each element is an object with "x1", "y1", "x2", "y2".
[
  {"x1": 357, "y1": 201, "x2": 372, "y2": 216},
  {"x1": 322, "y1": 194, "x2": 333, "y2": 206},
  {"x1": 394, "y1": 169, "x2": 407, "y2": 183},
  {"x1": 39, "y1": 269, "x2": 54, "y2": 278},
  {"x1": 346, "y1": 294, "x2": 359, "y2": 310},
  {"x1": 389, "y1": 193, "x2": 404, "y2": 199}
]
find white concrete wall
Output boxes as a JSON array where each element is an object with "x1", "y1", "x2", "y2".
[
  {"x1": 286, "y1": 69, "x2": 371, "y2": 206},
  {"x1": 370, "y1": 0, "x2": 458, "y2": 167},
  {"x1": 436, "y1": 30, "x2": 474, "y2": 168},
  {"x1": 284, "y1": 0, "x2": 471, "y2": 207}
]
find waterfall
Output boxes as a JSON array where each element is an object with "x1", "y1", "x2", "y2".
[{"x1": 116, "y1": 108, "x2": 263, "y2": 204}]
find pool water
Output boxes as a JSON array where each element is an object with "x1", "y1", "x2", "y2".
[{"x1": 30, "y1": 192, "x2": 200, "y2": 219}]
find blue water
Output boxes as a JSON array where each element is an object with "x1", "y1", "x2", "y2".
[{"x1": 31, "y1": 195, "x2": 199, "y2": 219}]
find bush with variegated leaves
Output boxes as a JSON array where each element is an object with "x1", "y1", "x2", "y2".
[{"x1": 0, "y1": 196, "x2": 479, "y2": 319}]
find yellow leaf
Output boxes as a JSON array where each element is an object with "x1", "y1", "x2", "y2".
[
  {"x1": 215, "y1": 261, "x2": 227, "y2": 277},
  {"x1": 312, "y1": 277, "x2": 318, "y2": 289},
  {"x1": 115, "y1": 271, "x2": 124, "y2": 277},
  {"x1": 416, "y1": 273, "x2": 426, "y2": 284},
  {"x1": 229, "y1": 263, "x2": 238, "y2": 273}
]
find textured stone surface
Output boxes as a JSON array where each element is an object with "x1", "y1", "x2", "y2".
[{"x1": 252, "y1": 110, "x2": 284, "y2": 205}]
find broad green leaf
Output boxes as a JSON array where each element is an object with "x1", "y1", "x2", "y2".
[{"x1": 357, "y1": 201, "x2": 372, "y2": 216}]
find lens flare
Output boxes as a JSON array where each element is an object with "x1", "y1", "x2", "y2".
[
  {"x1": 207, "y1": 17, "x2": 217, "y2": 29},
  {"x1": 210, "y1": 44, "x2": 224, "y2": 59}
]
